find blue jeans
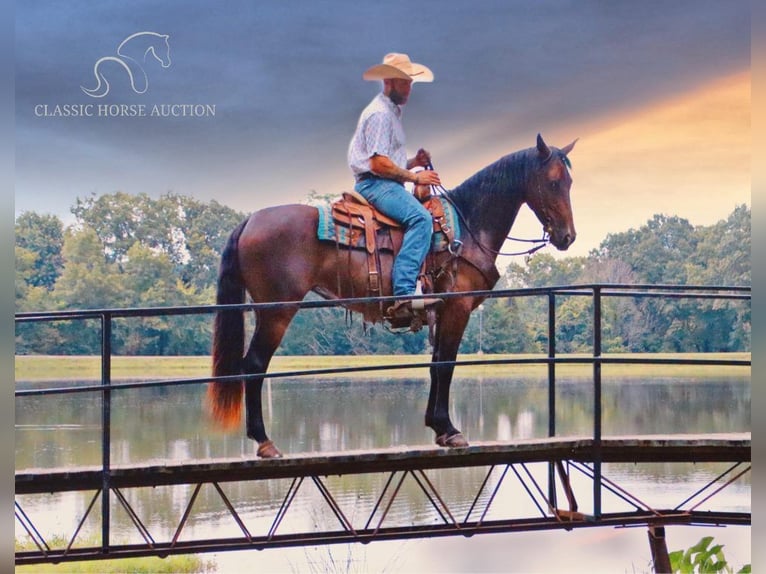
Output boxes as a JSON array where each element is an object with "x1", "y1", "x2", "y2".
[{"x1": 355, "y1": 178, "x2": 433, "y2": 296}]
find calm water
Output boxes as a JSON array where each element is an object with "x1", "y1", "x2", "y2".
[{"x1": 15, "y1": 370, "x2": 751, "y2": 573}]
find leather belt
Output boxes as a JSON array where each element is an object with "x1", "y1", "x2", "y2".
[{"x1": 355, "y1": 171, "x2": 377, "y2": 183}]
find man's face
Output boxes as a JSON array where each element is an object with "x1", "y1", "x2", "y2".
[{"x1": 387, "y1": 78, "x2": 413, "y2": 105}]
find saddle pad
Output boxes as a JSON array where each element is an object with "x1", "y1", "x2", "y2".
[{"x1": 316, "y1": 196, "x2": 461, "y2": 252}]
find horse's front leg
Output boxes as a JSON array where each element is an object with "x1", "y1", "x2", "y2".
[{"x1": 426, "y1": 300, "x2": 473, "y2": 448}]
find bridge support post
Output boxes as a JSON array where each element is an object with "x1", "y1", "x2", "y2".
[{"x1": 648, "y1": 525, "x2": 671, "y2": 573}]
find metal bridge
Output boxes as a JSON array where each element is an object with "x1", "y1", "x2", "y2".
[{"x1": 15, "y1": 284, "x2": 751, "y2": 570}]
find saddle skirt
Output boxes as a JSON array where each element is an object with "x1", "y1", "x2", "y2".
[{"x1": 316, "y1": 192, "x2": 461, "y2": 253}]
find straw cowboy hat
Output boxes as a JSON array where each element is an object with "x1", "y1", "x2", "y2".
[{"x1": 363, "y1": 53, "x2": 434, "y2": 83}]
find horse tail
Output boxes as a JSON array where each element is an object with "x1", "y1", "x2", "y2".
[
  {"x1": 206, "y1": 218, "x2": 249, "y2": 430},
  {"x1": 81, "y1": 68, "x2": 110, "y2": 98}
]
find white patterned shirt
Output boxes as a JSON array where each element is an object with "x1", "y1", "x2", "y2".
[{"x1": 348, "y1": 92, "x2": 407, "y2": 176}]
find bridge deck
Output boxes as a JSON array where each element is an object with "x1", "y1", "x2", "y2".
[{"x1": 16, "y1": 433, "x2": 750, "y2": 494}]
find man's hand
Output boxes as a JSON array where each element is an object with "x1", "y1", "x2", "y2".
[
  {"x1": 370, "y1": 153, "x2": 440, "y2": 186},
  {"x1": 407, "y1": 148, "x2": 440, "y2": 186},
  {"x1": 414, "y1": 169, "x2": 441, "y2": 186}
]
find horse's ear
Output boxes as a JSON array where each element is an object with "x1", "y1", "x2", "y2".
[
  {"x1": 536, "y1": 134, "x2": 551, "y2": 161},
  {"x1": 560, "y1": 138, "x2": 579, "y2": 156}
]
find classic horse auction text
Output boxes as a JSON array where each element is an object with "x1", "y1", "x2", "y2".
[{"x1": 34, "y1": 103, "x2": 217, "y2": 118}]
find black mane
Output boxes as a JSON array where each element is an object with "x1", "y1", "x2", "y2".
[{"x1": 444, "y1": 148, "x2": 539, "y2": 225}]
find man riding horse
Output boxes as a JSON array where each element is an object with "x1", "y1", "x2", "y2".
[
  {"x1": 207, "y1": 51, "x2": 578, "y2": 457},
  {"x1": 347, "y1": 53, "x2": 443, "y2": 321}
]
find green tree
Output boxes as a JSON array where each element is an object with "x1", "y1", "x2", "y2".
[
  {"x1": 71, "y1": 191, "x2": 246, "y2": 289},
  {"x1": 688, "y1": 204, "x2": 750, "y2": 287},
  {"x1": 591, "y1": 210, "x2": 750, "y2": 352},
  {"x1": 54, "y1": 227, "x2": 127, "y2": 310},
  {"x1": 15, "y1": 246, "x2": 37, "y2": 305},
  {"x1": 118, "y1": 242, "x2": 185, "y2": 355},
  {"x1": 71, "y1": 191, "x2": 150, "y2": 266},
  {"x1": 22, "y1": 227, "x2": 127, "y2": 355},
  {"x1": 15, "y1": 194, "x2": 750, "y2": 356},
  {"x1": 506, "y1": 253, "x2": 587, "y2": 288},
  {"x1": 686, "y1": 205, "x2": 751, "y2": 351},
  {"x1": 502, "y1": 255, "x2": 591, "y2": 353},
  {"x1": 595, "y1": 214, "x2": 699, "y2": 284},
  {"x1": 15, "y1": 212, "x2": 65, "y2": 291},
  {"x1": 459, "y1": 298, "x2": 537, "y2": 354},
  {"x1": 552, "y1": 295, "x2": 593, "y2": 353},
  {"x1": 58, "y1": 192, "x2": 246, "y2": 354},
  {"x1": 168, "y1": 195, "x2": 247, "y2": 289}
]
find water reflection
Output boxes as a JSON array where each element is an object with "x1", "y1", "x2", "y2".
[{"x1": 15, "y1": 374, "x2": 751, "y2": 469}]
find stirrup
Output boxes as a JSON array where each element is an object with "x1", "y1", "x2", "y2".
[{"x1": 385, "y1": 297, "x2": 443, "y2": 320}]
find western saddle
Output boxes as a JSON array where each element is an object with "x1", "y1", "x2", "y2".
[{"x1": 329, "y1": 186, "x2": 459, "y2": 331}]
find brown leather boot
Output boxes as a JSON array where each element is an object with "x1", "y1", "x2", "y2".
[{"x1": 386, "y1": 297, "x2": 443, "y2": 320}]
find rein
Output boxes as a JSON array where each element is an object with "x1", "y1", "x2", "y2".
[{"x1": 425, "y1": 163, "x2": 549, "y2": 258}]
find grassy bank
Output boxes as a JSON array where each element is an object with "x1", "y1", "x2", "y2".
[
  {"x1": 15, "y1": 536, "x2": 215, "y2": 573},
  {"x1": 14, "y1": 556, "x2": 215, "y2": 574},
  {"x1": 15, "y1": 352, "x2": 750, "y2": 382}
]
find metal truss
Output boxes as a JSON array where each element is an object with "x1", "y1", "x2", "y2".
[
  {"x1": 15, "y1": 455, "x2": 750, "y2": 565},
  {"x1": 15, "y1": 286, "x2": 751, "y2": 566}
]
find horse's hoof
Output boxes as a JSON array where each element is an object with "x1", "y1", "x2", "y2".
[
  {"x1": 435, "y1": 432, "x2": 469, "y2": 448},
  {"x1": 257, "y1": 440, "x2": 283, "y2": 458}
]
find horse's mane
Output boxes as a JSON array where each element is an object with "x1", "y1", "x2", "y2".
[{"x1": 444, "y1": 148, "x2": 539, "y2": 223}]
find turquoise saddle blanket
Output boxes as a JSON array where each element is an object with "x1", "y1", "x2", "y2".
[{"x1": 316, "y1": 196, "x2": 461, "y2": 252}]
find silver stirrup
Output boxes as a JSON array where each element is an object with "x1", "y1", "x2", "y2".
[{"x1": 412, "y1": 280, "x2": 425, "y2": 310}]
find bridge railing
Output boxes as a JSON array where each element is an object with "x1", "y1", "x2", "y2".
[{"x1": 15, "y1": 284, "x2": 751, "y2": 547}]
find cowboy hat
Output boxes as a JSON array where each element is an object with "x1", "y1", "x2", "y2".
[{"x1": 363, "y1": 53, "x2": 434, "y2": 83}]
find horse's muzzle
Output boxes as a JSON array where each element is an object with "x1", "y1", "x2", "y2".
[{"x1": 551, "y1": 229, "x2": 576, "y2": 251}]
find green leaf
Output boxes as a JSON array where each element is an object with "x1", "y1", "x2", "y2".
[
  {"x1": 691, "y1": 536, "x2": 715, "y2": 553},
  {"x1": 709, "y1": 544, "x2": 724, "y2": 555}
]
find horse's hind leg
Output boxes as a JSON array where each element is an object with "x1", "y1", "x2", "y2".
[{"x1": 243, "y1": 307, "x2": 298, "y2": 458}]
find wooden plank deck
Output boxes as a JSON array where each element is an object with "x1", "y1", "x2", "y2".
[{"x1": 15, "y1": 433, "x2": 750, "y2": 495}]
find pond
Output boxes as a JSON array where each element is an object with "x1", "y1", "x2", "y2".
[{"x1": 15, "y1": 369, "x2": 751, "y2": 573}]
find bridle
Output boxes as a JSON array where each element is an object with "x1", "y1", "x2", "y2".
[
  {"x1": 426, "y1": 162, "x2": 550, "y2": 258},
  {"x1": 530, "y1": 153, "x2": 556, "y2": 245}
]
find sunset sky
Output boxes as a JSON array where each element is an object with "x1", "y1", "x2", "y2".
[
  {"x1": 9, "y1": 3, "x2": 755, "y2": 571},
  {"x1": 14, "y1": 1, "x2": 750, "y2": 259}
]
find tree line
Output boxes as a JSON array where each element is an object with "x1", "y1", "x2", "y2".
[{"x1": 15, "y1": 191, "x2": 750, "y2": 356}]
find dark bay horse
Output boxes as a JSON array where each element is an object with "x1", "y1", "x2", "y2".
[{"x1": 208, "y1": 134, "x2": 577, "y2": 458}]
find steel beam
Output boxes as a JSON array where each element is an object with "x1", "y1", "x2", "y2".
[{"x1": 15, "y1": 435, "x2": 751, "y2": 495}]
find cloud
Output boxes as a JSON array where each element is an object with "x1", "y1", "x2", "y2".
[
  {"x1": 556, "y1": 71, "x2": 750, "y2": 256},
  {"x1": 15, "y1": 0, "x2": 750, "y2": 243}
]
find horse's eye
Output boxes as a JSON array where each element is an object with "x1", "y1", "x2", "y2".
[{"x1": 550, "y1": 180, "x2": 560, "y2": 191}]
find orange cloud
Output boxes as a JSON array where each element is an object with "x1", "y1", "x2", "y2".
[{"x1": 559, "y1": 71, "x2": 750, "y2": 256}]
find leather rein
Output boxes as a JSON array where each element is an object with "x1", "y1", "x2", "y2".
[{"x1": 425, "y1": 163, "x2": 550, "y2": 259}]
